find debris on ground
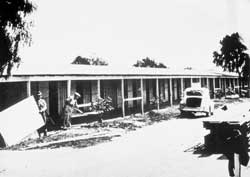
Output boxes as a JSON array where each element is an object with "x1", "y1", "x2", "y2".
[{"x1": 1, "y1": 98, "x2": 249, "y2": 151}]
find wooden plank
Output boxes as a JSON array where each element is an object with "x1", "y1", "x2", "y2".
[
  {"x1": 78, "y1": 102, "x2": 92, "y2": 108},
  {"x1": 234, "y1": 153, "x2": 241, "y2": 177},
  {"x1": 124, "y1": 97, "x2": 142, "y2": 101},
  {"x1": 0, "y1": 96, "x2": 44, "y2": 146}
]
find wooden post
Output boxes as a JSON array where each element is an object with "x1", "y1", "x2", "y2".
[
  {"x1": 213, "y1": 78, "x2": 216, "y2": 98},
  {"x1": 206, "y1": 78, "x2": 209, "y2": 88},
  {"x1": 97, "y1": 80, "x2": 101, "y2": 99},
  {"x1": 222, "y1": 78, "x2": 226, "y2": 96},
  {"x1": 234, "y1": 153, "x2": 241, "y2": 177},
  {"x1": 156, "y1": 78, "x2": 159, "y2": 110},
  {"x1": 218, "y1": 78, "x2": 221, "y2": 89},
  {"x1": 67, "y1": 80, "x2": 71, "y2": 98},
  {"x1": 180, "y1": 78, "x2": 184, "y2": 98},
  {"x1": 169, "y1": 78, "x2": 173, "y2": 106},
  {"x1": 26, "y1": 80, "x2": 31, "y2": 97},
  {"x1": 121, "y1": 79, "x2": 125, "y2": 117},
  {"x1": 140, "y1": 78, "x2": 144, "y2": 115}
]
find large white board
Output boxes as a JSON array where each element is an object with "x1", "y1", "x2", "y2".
[{"x1": 0, "y1": 96, "x2": 44, "y2": 146}]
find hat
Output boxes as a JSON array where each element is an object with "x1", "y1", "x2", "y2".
[
  {"x1": 74, "y1": 92, "x2": 81, "y2": 97},
  {"x1": 37, "y1": 91, "x2": 42, "y2": 96}
]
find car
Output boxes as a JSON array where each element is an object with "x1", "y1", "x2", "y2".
[{"x1": 179, "y1": 86, "x2": 214, "y2": 117}]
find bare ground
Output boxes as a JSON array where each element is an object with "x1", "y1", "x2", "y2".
[{"x1": 1, "y1": 97, "x2": 246, "y2": 151}]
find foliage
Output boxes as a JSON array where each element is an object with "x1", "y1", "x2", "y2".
[
  {"x1": 133, "y1": 57, "x2": 167, "y2": 68},
  {"x1": 72, "y1": 56, "x2": 108, "y2": 66},
  {"x1": 89, "y1": 97, "x2": 114, "y2": 122},
  {"x1": 0, "y1": 0, "x2": 36, "y2": 76},
  {"x1": 150, "y1": 96, "x2": 164, "y2": 106},
  {"x1": 213, "y1": 32, "x2": 250, "y2": 93}
]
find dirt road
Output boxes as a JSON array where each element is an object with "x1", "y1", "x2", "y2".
[{"x1": 0, "y1": 99, "x2": 250, "y2": 177}]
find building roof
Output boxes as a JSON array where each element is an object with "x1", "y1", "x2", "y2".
[
  {"x1": 0, "y1": 64, "x2": 238, "y2": 82},
  {"x1": 10, "y1": 64, "x2": 237, "y2": 77}
]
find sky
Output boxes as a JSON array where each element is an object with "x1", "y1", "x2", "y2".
[{"x1": 20, "y1": 0, "x2": 250, "y2": 69}]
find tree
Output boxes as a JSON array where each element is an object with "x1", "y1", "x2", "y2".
[
  {"x1": 0, "y1": 0, "x2": 36, "y2": 76},
  {"x1": 72, "y1": 56, "x2": 108, "y2": 66},
  {"x1": 213, "y1": 32, "x2": 250, "y2": 95},
  {"x1": 133, "y1": 57, "x2": 167, "y2": 68}
]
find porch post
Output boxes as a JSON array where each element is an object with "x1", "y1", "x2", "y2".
[
  {"x1": 26, "y1": 80, "x2": 31, "y2": 97},
  {"x1": 206, "y1": 78, "x2": 209, "y2": 88},
  {"x1": 180, "y1": 78, "x2": 184, "y2": 96},
  {"x1": 218, "y1": 78, "x2": 221, "y2": 89},
  {"x1": 140, "y1": 78, "x2": 144, "y2": 115},
  {"x1": 213, "y1": 78, "x2": 216, "y2": 98},
  {"x1": 222, "y1": 78, "x2": 226, "y2": 95},
  {"x1": 97, "y1": 80, "x2": 101, "y2": 98},
  {"x1": 67, "y1": 80, "x2": 71, "y2": 98},
  {"x1": 169, "y1": 78, "x2": 173, "y2": 106},
  {"x1": 121, "y1": 79, "x2": 125, "y2": 117},
  {"x1": 156, "y1": 78, "x2": 159, "y2": 110}
]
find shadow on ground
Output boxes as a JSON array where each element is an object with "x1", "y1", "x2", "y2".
[
  {"x1": 184, "y1": 143, "x2": 250, "y2": 161},
  {"x1": 26, "y1": 135, "x2": 121, "y2": 150}
]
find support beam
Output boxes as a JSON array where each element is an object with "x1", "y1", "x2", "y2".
[
  {"x1": 180, "y1": 78, "x2": 184, "y2": 97},
  {"x1": 26, "y1": 81, "x2": 31, "y2": 97},
  {"x1": 169, "y1": 78, "x2": 173, "y2": 106},
  {"x1": 67, "y1": 80, "x2": 71, "y2": 98},
  {"x1": 213, "y1": 78, "x2": 216, "y2": 98},
  {"x1": 222, "y1": 78, "x2": 226, "y2": 95},
  {"x1": 97, "y1": 80, "x2": 101, "y2": 99},
  {"x1": 121, "y1": 79, "x2": 125, "y2": 117},
  {"x1": 156, "y1": 78, "x2": 159, "y2": 110},
  {"x1": 140, "y1": 78, "x2": 144, "y2": 115}
]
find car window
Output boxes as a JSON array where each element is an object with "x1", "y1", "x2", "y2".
[{"x1": 186, "y1": 90, "x2": 202, "y2": 96}]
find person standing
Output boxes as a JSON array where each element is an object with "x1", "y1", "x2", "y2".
[
  {"x1": 36, "y1": 91, "x2": 48, "y2": 138},
  {"x1": 62, "y1": 92, "x2": 83, "y2": 129}
]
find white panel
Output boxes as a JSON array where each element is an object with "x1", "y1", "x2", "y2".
[{"x1": 0, "y1": 96, "x2": 44, "y2": 146}]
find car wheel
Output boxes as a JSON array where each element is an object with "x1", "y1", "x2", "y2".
[{"x1": 180, "y1": 110, "x2": 186, "y2": 117}]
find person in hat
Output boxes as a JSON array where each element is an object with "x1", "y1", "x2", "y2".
[
  {"x1": 36, "y1": 91, "x2": 48, "y2": 138},
  {"x1": 62, "y1": 92, "x2": 83, "y2": 129}
]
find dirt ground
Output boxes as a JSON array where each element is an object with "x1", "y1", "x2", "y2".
[
  {"x1": 0, "y1": 98, "x2": 250, "y2": 177},
  {"x1": 1, "y1": 97, "x2": 245, "y2": 151}
]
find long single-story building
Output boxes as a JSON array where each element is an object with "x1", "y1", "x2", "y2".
[{"x1": 0, "y1": 64, "x2": 238, "y2": 124}]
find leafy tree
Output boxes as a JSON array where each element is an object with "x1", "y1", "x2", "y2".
[
  {"x1": 133, "y1": 57, "x2": 167, "y2": 68},
  {"x1": 213, "y1": 32, "x2": 250, "y2": 95},
  {"x1": 0, "y1": 0, "x2": 36, "y2": 76},
  {"x1": 72, "y1": 56, "x2": 108, "y2": 66}
]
